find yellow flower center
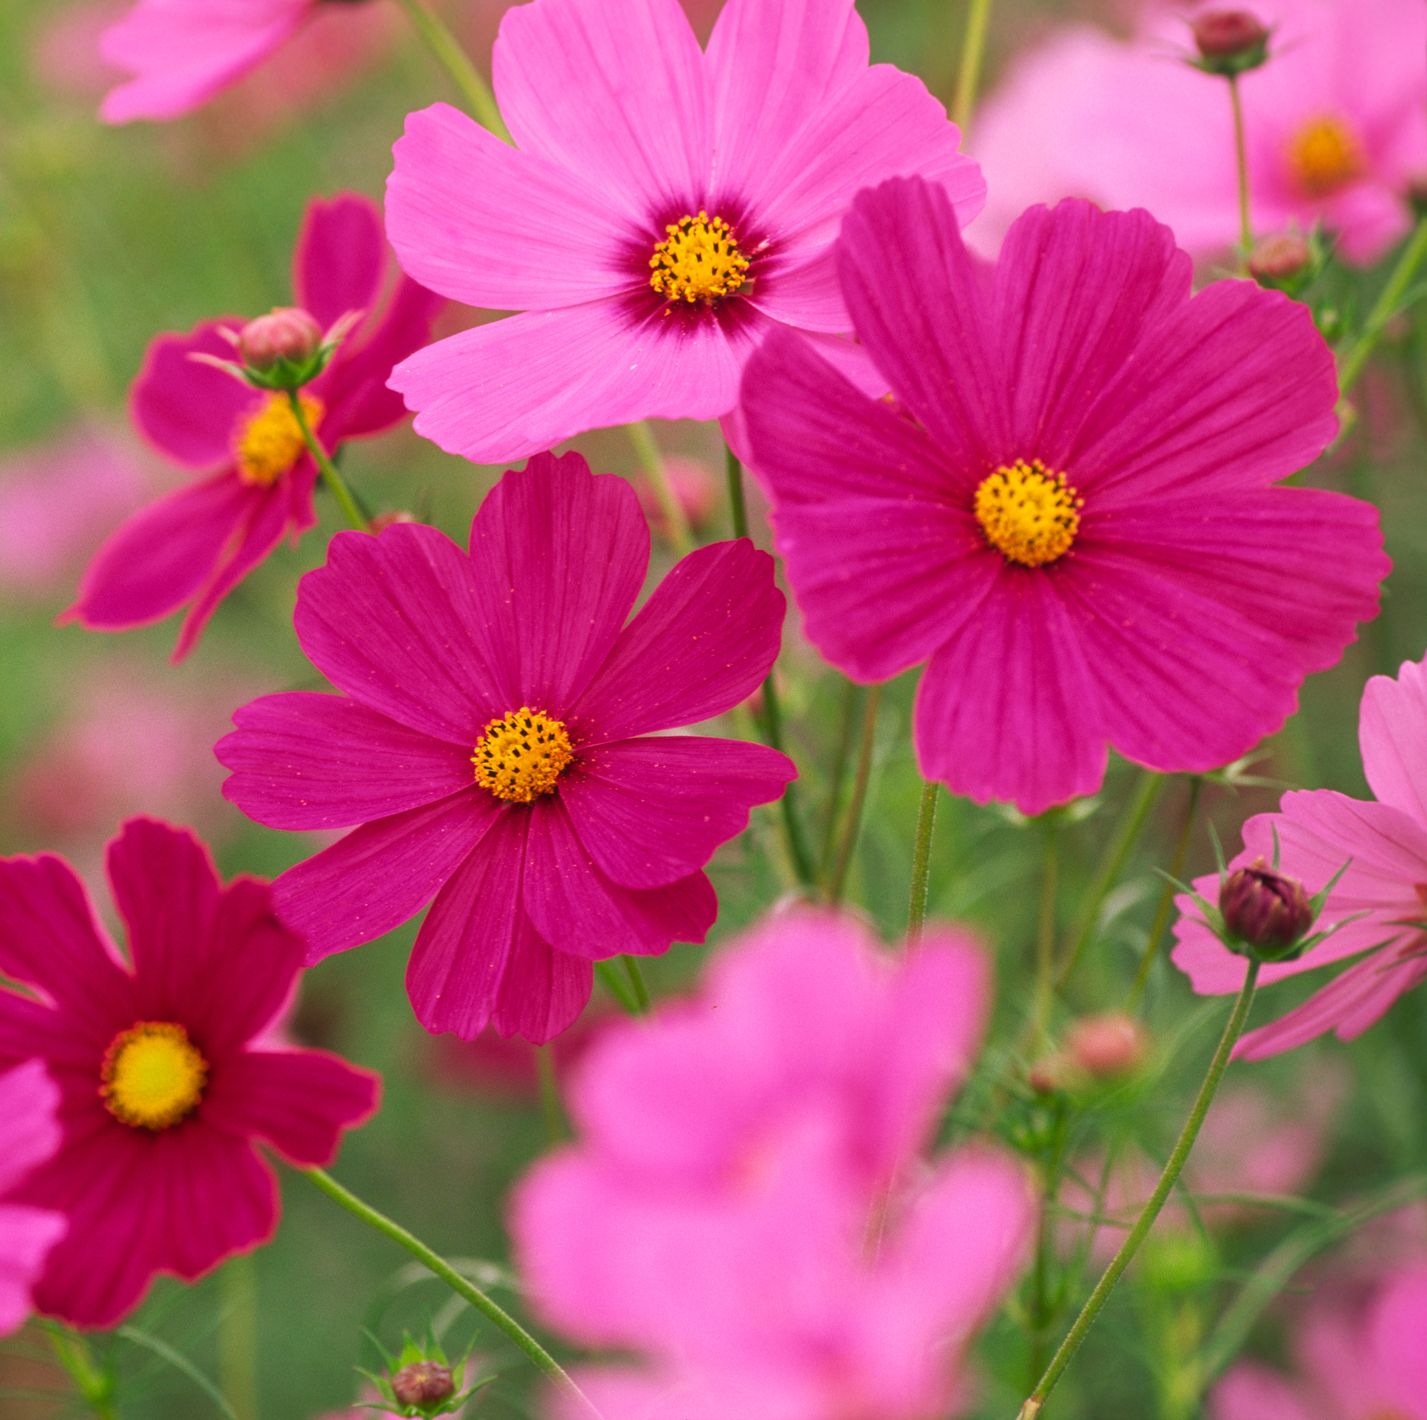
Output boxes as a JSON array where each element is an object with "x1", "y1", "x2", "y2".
[
  {"x1": 1287, "y1": 115, "x2": 1364, "y2": 195},
  {"x1": 233, "y1": 392, "x2": 324, "y2": 486},
  {"x1": 473, "y1": 707, "x2": 574, "y2": 803},
  {"x1": 649, "y1": 211, "x2": 750, "y2": 306},
  {"x1": 100, "y1": 1021, "x2": 208, "y2": 1131},
  {"x1": 974, "y1": 459, "x2": 1083, "y2": 568}
]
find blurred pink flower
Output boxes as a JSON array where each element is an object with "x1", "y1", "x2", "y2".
[
  {"x1": 513, "y1": 908, "x2": 1034, "y2": 1419},
  {"x1": 972, "y1": 0, "x2": 1427, "y2": 265},
  {"x1": 633, "y1": 454, "x2": 720, "y2": 538},
  {"x1": 0, "y1": 1061, "x2": 66, "y2": 1336}
]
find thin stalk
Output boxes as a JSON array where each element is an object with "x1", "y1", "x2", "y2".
[
  {"x1": 304, "y1": 1168, "x2": 601, "y2": 1417},
  {"x1": 1027, "y1": 1104, "x2": 1071, "y2": 1386},
  {"x1": 218, "y1": 1253, "x2": 259, "y2": 1420},
  {"x1": 951, "y1": 0, "x2": 995, "y2": 134},
  {"x1": 627, "y1": 421, "x2": 693, "y2": 554},
  {"x1": 620, "y1": 955, "x2": 651, "y2": 1014},
  {"x1": 906, "y1": 781, "x2": 941, "y2": 941},
  {"x1": 725, "y1": 443, "x2": 750, "y2": 540},
  {"x1": 391, "y1": 0, "x2": 508, "y2": 138},
  {"x1": 1228, "y1": 75, "x2": 1253, "y2": 263},
  {"x1": 1337, "y1": 215, "x2": 1427, "y2": 396},
  {"x1": 1018, "y1": 960, "x2": 1262, "y2": 1419},
  {"x1": 1126, "y1": 777, "x2": 1204, "y2": 1008},
  {"x1": 287, "y1": 391, "x2": 371, "y2": 532},
  {"x1": 824, "y1": 683, "x2": 883, "y2": 903},
  {"x1": 42, "y1": 1323, "x2": 117, "y2": 1420},
  {"x1": 817, "y1": 680, "x2": 864, "y2": 872},
  {"x1": 535, "y1": 1047, "x2": 565, "y2": 1142},
  {"x1": 1031, "y1": 819, "x2": 1060, "y2": 1050}
]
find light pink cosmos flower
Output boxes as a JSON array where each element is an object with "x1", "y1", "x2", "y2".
[
  {"x1": 1173, "y1": 651, "x2": 1427, "y2": 1059},
  {"x1": 0, "y1": 1061, "x2": 66, "y2": 1336},
  {"x1": 0, "y1": 819, "x2": 378, "y2": 1329},
  {"x1": 68, "y1": 193, "x2": 441, "y2": 661},
  {"x1": 218, "y1": 452, "x2": 795, "y2": 1044},
  {"x1": 741, "y1": 177, "x2": 1388, "y2": 816},
  {"x1": 971, "y1": 0, "x2": 1427, "y2": 266},
  {"x1": 513, "y1": 908, "x2": 1034, "y2": 1420},
  {"x1": 383, "y1": 0, "x2": 984, "y2": 464},
  {"x1": 1213, "y1": 1264, "x2": 1427, "y2": 1420}
]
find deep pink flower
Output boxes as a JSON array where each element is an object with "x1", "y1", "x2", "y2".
[
  {"x1": 67, "y1": 194, "x2": 441, "y2": 661},
  {"x1": 514, "y1": 908, "x2": 1032, "y2": 1420},
  {"x1": 1173, "y1": 651, "x2": 1427, "y2": 1059},
  {"x1": 383, "y1": 0, "x2": 984, "y2": 463},
  {"x1": 218, "y1": 451, "x2": 795, "y2": 1043},
  {"x1": 0, "y1": 1061, "x2": 66, "y2": 1336},
  {"x1": 0, "y1": 818, "x2": 378, "y2": 1328},
  {"x1": 740, "y1": 178, "x2": 1388, "y2": 816}
]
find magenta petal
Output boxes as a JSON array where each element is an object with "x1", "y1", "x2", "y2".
[
  {"x1": 220, "y1": 692, "x2": 475, "y2": 830},
  {"x1": 491, "y1": 934, "x2": 594, "y2": 1044},
  {"x1": 130, "y1": 323, "x2": 256, "y2": 468},
  {"x1": 0, "y1": 1202, "x2": 65, "y2": 1336},
  {"x1": 1212, "y1": 1366, "x2": 1319, "y2": 1420},
  {"x1": 573, "y1": 539, "x2": 784, "y2": 742},
  {"x1": 273, "y1": 791, "x2": 500, "y2": 962},
  {"x1": 561, "y1": 736, "x2": 795, "y2": 889},
  {"x1": 293, "y1": 193, "x2": 385, "y2": 332},
  {"x1": 1359, "y1": 654, "x2": 1427, "y2": 826}
]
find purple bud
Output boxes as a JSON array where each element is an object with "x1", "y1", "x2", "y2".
[
  {"x1": 1192, "y1": 9, "x2": 1269, "y2": 58},
  {"x1": 1220, "y1": 859, "x2": 1314, "y2": 954},
  {"x1": 391, "y1": 1360, "x2": 455, "y2": 1408},
  {"x1": 236, "y1": 306, "x2": 322, "y2": 372}
]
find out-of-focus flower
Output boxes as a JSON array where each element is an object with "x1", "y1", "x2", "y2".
[
  {"x1": 1173, "y1": 650, "x2": 1427, "y2": 1058},
  {"x1": 742, "y1": 177, "x2": 1387, "y2": 816},
  {"x1": 513, "y1": 908, "x2": 1033, "y2": 1420},
  {"x1": 972, "y1": 0, "x2": 1427, "y2": 265},
  {"x1": 384, "y1": 0, "x2": 984, "y2": 463},
  {"x1": 218, "y1": 453, "x2": 794, "y2": 1043},
  {"x1": 0, "y1": 1062, "x2": 66, "y2": 1336},
  {"x1": 67, "y1": 194, "x2": 442, "y2": 661},
  {"x1": 1066, "y1": 1013, "x2": 1150, "y2": 1080},
  {"x1": 634, "y1": 455, "x2": 720, "y2": 538},
  {"x1": 0, "y1": 819, "x2": 378, "y2": 1328}
]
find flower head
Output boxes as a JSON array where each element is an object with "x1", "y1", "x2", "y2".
[
  {"x1": 384, "y1": 0, "x2": 984, "y2": 464},
  {"x1": 0, "y1": 818, "x2": 378, "y2": 1328},
  {"x1": 218, "y1": 451, "x2": 795, "y2": 1043},
  {"x1": 741, "y1": 178, "x2": 1387, "y2": 815}
]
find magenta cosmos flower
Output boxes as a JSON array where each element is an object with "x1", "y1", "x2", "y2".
[
  {"x1": 383, "y1": 0, "x2": 984, "y2": 464},
  {"x1": 68, "y1": 193, "x2": 442, "y2": 661},
  {"x1": 514, "y1": 908, "x2": 1033, "y2": 1420},
  {"x1": 0, "y1": 1061, "x2": 66, "y2": 1336},
  {"x1": 0, "y1": 818, "x2": 378, "y2": 1328},
  {"x1": 1173, "y1": 651, "x2": 1427, "y2": 1060},
  {"x1": 218, "y1": 452, "x2": 795, "y2": 1044},
  {"x1": 740, "y1": 177, "x2": 1389, "y2": 816}
]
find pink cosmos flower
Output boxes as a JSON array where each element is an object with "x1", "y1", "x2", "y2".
[
  {"x1": 740, "y1": 177, "x2": 1388, "y2": 816},
  {"x1": 971, "y1": 0, "x2": 1427, "y2": 266},
  {"x1": 1213, "y1": 1264, "x2": 1427, "y2": 1420},
  {"x1": 217, "y1": 451, "x2": 795, "y2": 1043},
  {"x1": 67, "y1": 194, "x2": 441, "y2": 661},
  {"x1": 0, "y1": 818, "x2": 378, "y2": 1328},
  {"x1": 0, "y1": 1061, "x2": 66, "y2": 1336},
  {"x1": 1173, "y1": 651, "x2": 1427, "y2": 1059},
  {"x1": 383, "y1": 0, "x2": 984, "y2": 464},
  {"x1": 514, "y1": 908, "x2": 1033, "y2": 1420}
]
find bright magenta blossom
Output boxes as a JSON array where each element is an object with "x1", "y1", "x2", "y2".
[
  {"x1": 0, "y1": 819, "x2": 378, "y2": 1329},
  {"x1": 383, "y1": 0, "x2": 983, "y2": 463},
  {"x1": 218, "y1": 452, "x2": 795, "y2": 1044},
  {"x1": 67, "y1": 194, "x2": 440, "y2": 662},
  {"x1": 0, "y1": 1061, "x2": 66, "y2": 1336},
  {"x1": 741, "y1": 177, "x2": 1388, "y2": 816},
  {"x1": 514, "y1": 908, "x2": 1033, "y2": 1419},
  {"x1": 1173, "y1": 652, "x2": 1427, "y2": 1059}
]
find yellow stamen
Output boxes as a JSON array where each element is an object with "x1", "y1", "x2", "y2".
[
  {"x1": 473, "y1": 707, "x2": 574, "y2": 803},
  {"x1": 1287, "y1": 115, "x2": 1364, "y2": 195},
  {"x1": 974, "y1": 459, "x2": 1083, "y2": 568},
  {"x1": 100, "y1": 1021, "x2": 208, "y2": 1131},
  {"x1": 649, "y1": 211, "x2": 750, "y2": 307},
  {"x1": 234, "y1": 392, "x2": 324, "y2": 486}
]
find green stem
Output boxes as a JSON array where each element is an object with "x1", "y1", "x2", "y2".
[
  {"x1": 287, "y1": 391, "x2": 370, "y2": 532},
  {"x1": 621, "y1": 955, "x2": 651, "y2": 1014},
  {"x1": 725, "y1": 443, "x2": 749, "y2": 541},
  {"x1": 1228, "y1": 75, "x2": 1253, "y2": 263},
  {"x1": 1337, "y1": 215, "x2": 1427, "y2": 396},
  {"x1": 1126, "y1": 777, "x2": 1203, "y2": 1008},
  {"x1": 535, "y1": 1047, "x2": 565, "y2": 1142},
  {"x1": 1031, "y1": 818, "x2": 1060, "y2": 1050},
  {"x1": 219, "y1": 1253, "x2": 259, "y2": 1420},
  {"x1": 42, "y1": 1323, "x2": 117, "y2": 1420},
  {"x1": 1018, "y1": 960, "x2": 1261, "y2": 1419},
  {"x1": 1027, "y1": 1103, "x2": 1071, "y2": 1387},
  {"x1": 951, "y1": 0, "x2": 995, "y2": 134},
  {"x1": 391, "y1": 0, "x2": 508, "y2": 138},
  {"x1": 906, "y1": 781, "x2": 941, "y2": 941},
  {"x1": 817, "y1": 680, "x2": 863, "y2": 873},
  {"x1": 594, "y1": 958, "x2": 649, "y2": 1016},
  {"x1": 628, "y1": 422, "x2": 692, "y2": 554},
  {"x1": 304, "y1": 1168, "x2": 601, "y2": 1416},
  {"x1": 824, "y1": 683, "x2": 883, "y2": 903}
]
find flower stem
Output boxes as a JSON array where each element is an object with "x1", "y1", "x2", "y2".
[
  {"x1": 1018, "y1": 960, "x2": 1261, "y2": 1419},
  {"x1": 286, "y1": 391, "x2": 371, "y2": 532},
  {"x1": 303, "y1": 1168, "x2": 601, "y2": 1416},
  {"x1": 818, "y1": 680, "x2": 863, "y2": 869},
  {"x1": 1228, "y1": 75, "x2": 1253, "y2": 263},
  {"x1": 391, "y1": 0, "x2": 508, "y2": 139},
  {"x1": 725, "y1": 442, "x2": 749, "y2": 540},
  {"x1": 535, "y1": 1047, "x2": 565, "y2": 1142},
  {"x1": 1031, "y1": 817, "x2": 1061, "y2": 1049},
  {"x1": 218, "y1": 1253, "x2": 259, "y2": 1420},
  {"x1": 906, "y1": 781, "x2": 941, "y2": 941},
  {"x1": 595, "y1": 958, "x2": 648, "y2": 1016},
  {"x1": 824, "y1": 683, "x2": 883, "y2": 903},
  {"x1": 1337, "y1": 215, "x2": 1427, "y2": 397},
  {"x1": 1126, "y1": 777, "x2": 1203, "y2": 1008},
  {"x1": 620, "y1": 955, "x2": 650, "y2": 1013},
  {"x1": 951, "y1": 0, "x2": 995, "y2": 134},
  {"x1": 628, "y1": 422, "x2": 693, "y2": 554},
  {"x1": 42, "y1": 1323, "x2": 117, "y2": 1420}
]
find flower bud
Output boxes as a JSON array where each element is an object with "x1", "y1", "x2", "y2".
[
  {"x1": 1248, "y1": 233, "x2": 1312, "y2": 286},
  {"x1": 371, "y1": 509, "x2": 418, "y2": 532},
  {"x1": 1220, "y1": 858, "x2": 1314, "y2": 956},
  {"x1": 237, "y1": 307, "x2": 323, "y2": 372},
  {"x1": 1066, "y1": 1013, "x2": 1150, "y2": 1080},
  {"x1": 390, "y1": 1360, "x2": 455, "y2": 1409},
  {"x1": 1190, "y1": 9, "x2": 1270, "y2": 74},
  {"x1": 1027, "y1": 1054, "x2": 1072, "y2": 1096}
]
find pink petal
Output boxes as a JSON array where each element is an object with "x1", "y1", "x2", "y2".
[
  {"x1": 560, "y1": 736, "x2": 795, "y2": 889},
  {"x1": 219, "y1": 692, "x2": 475, "y2": 830},
  {"x1": 1359, "y1": 654, "x2": 1427, "y2": 827},
  {"x1": 130, "y1": 323, "x2": 256, "y2": 469},
  {"x1": 1211, "y1": 1365, "x2": 1319, "y2": 1420},
  {"x1": 491, "y1": 934, "x2": 594, "y2": 1044},
  {"x1": 293, "y1": 192, "x2": 385, "y2": 333},
  {"x1": 0, "y1": 1203, "x2": 65, "y2": 1335},
  {"x1": 1367, "y1": 1267, "x2": 1427, "y2": 1413},
  {"x1": 572, "y1": 538, "x2": 784, "y2": 742},
  {"x1": 0, "y1": 1061, "x2": 62, "y2": 1193}
]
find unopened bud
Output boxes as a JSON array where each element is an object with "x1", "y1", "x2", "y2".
[
  {"x1": 391, "y1": 1360, "x2": 455, "y2": 1409},
  {"x1": 1249, "y1": 233, "x2": 1312, "y2": 285},
  {"x1": 1220, "y1": 859, "x2": 1314, "y2": 956},
  {"x1": 1066, "y1": 1013, "x2": 1149, "y2": 1080},
  {"x1": 237, "y1": 306, "x2": 322, "y2": 372},
  {"x1": 372, "y1": 509, "x2": 418, "y2": 532},
  {"x1": 1027, "y1": 1055, "x2": 1072, "y2": 1096},
  {"x1": 1191, "y1": 9, "x2": 1270, "y2": 74}
]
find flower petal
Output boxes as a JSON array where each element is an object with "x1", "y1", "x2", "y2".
[
  {"x1": 1211, "y1": 1365, "x2": 1319, "y2": 1420},
  {"x1": 293, "y1": 192, "x2": 386, "y2": 332},
  {"x1": 0, "y1": 1061, "x2": 62, "y2": 1194},
  {"x1": 491, "y1": 933, "x2": 594, "y2": 1045},
  {"x1": 130, "y1": 323, "x2": 257, "y2": 468},
  {"x1": 1359, "y1": 654, "x2": 1427, "y2": 827},
  {"x1": 0, "y1": 1202, "x2": 65, "y2": 1336}
]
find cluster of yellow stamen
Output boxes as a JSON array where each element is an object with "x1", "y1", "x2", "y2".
[
  {"x1": 650, "y1": 211, "x2": 751, "y2": 306},
  {"x1": 234, "y1": 392, "x2": 324, "y2": 486},
  {"x1": 473, "y1": 707, "x2": 574, "y2": 803},
  {"x1": 1287, "y1": 114, "x2": 1364, "y2": 195},
  {"x1": 974, "y1": 459, "x2": 1083, "y2": 568},
  {"x1": 100, "y1": 1021, "x2": 208, "y2": 1131}
]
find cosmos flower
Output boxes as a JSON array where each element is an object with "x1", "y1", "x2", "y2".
[
  {"x1": 218, "y1": 452, "x2": 794, "y2": 1044},
  {"x1": 1173, "y1": 651, "x2": 1427, "y2": 1059},
  {"x1": 383, "y1": 0, "x2": 984, "y2": 463},
  {"x1": 513, "y1": 908, "x2": 1033, "y2": 1420},
  {"x1": 67, "y1": 193, "x2": 441, "y2": 661},
  {"x1": 0, "y1": 818, "x2": 378, "y2": 1328},
  {"x1": 0, "y1": 1061, "x2": 66, "y2": 1336},
  {"x1": 740, "y1": 177, "x2": 1388, "y2": 816}
]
